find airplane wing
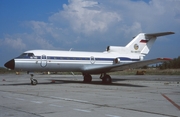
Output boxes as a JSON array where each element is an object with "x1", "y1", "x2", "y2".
[{"x1": 83, "y1": 58, "x2": 171, "y2": 74}]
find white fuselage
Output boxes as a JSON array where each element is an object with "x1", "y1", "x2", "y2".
[{"x1": 14, "y1": 50, "x2": 141, "y2": 73}]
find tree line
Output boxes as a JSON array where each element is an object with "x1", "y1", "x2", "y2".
[{"x1": 158, "y1": 56, "x2": 180, "y2": 69}]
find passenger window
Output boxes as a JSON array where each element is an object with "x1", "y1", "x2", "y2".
[{"x1": 42, "y1": 55, "x2": 46, "y2": 59}]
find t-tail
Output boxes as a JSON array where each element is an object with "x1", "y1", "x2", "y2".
[
  {"x1": 125, "y1": 32, "x2": 174, "y2": 55},
  {"x1": 106, "y1": 32, "x2": 174, "y2": 56}
]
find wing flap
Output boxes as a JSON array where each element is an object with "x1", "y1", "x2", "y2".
[{"x1": 110, "y1": 58, "x2": 171, "y2": 71}]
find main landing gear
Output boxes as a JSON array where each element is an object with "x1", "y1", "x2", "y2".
[
  {"x1": 30, "y1": 74, "x2": 38, "y2": 85},
  {"x1": 100, "y1": 73, "x2": 112, "y2": 84},
  {"x1": 83, "y1": 73, "x2": 112, "y2": 84},
  {"x1": 83, "y1": 74, "x2": 92, "y2": 83}
]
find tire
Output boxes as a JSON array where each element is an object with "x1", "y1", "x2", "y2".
[
  {"x1": 102, "y1": 75, "x2": 112, "y2": 84},
  {"x1": 83, "y1": 74, "x2": 92, "y2": 83},
  {"x1": 31, "y1": 79, "x2": 38, "y2": 85}
]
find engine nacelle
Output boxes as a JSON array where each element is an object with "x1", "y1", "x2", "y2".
[
  {"x1": 106, "y1": 46, "x2": 131, "y2": 54},
  {"x1": 107, "y1": 46, "x2": 122, "y2": 52},
  {"x1": 114, "y1": 58, "x2": 120, "y2": 64}
]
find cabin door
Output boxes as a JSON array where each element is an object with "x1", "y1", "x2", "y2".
[{"x1": 41, "y1": 55, "x2": 47, "y2": 67}]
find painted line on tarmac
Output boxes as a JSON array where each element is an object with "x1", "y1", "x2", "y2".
[
  {"x1": 49, "y1": 104, "x2": 63, "y2": 108},
  {"x1": 161, "y1": 93, "x2": 180, "y2": 110},
  {"x1": 3, "y1": 96, "x2": 13, "y2": 99},
  {"x1": 15, "y1": 98, "x2": 25, "y2": 101},
  {"x1": 105, "y1": 114, "x2": 121, "y2": 117},
  {"x1": 31, "y1": 101, "x2": 43, "y2": 104},
  {"x1": 50, "y1": 96, "x2": 88, "y2": 103},
  {"x1": 73, "y1": 108, "x2": 91, "y2": 113}
]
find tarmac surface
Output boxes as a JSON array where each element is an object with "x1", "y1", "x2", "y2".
[{"x1": 0, "y1": 74, "x2": 180, "y2": 117}]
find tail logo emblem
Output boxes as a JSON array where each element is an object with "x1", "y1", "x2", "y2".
[{"x1": 134, "y1": 44, "x2": 139, "y2": 50}]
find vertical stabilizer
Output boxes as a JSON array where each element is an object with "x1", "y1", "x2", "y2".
[{"x1": 125, "y1": 32, "x2": 174, "y2": 55}]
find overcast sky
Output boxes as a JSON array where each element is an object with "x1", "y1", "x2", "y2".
[{"x1": 0, "y1": 0, "x2": 180, "y2": 67}]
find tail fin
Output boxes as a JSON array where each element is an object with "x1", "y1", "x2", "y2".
[{"x1": 125, "y1": 32, "x2": 174, "y2": 55}]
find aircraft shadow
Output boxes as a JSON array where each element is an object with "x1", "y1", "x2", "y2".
[
  {"x1": 49, "y1": 79, "x2": 147, "y2": 87},
  {"x1": 0, "y1": 79, "x2": 146, "y2": 87},
  {"x1": 0, "y1": 82, "x2": 55, "y2": 86}
]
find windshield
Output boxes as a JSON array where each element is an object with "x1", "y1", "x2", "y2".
[{"x1": 18, "y1": 53, "x2": 34, "y2": 58}]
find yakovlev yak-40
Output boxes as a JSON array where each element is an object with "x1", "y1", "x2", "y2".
[{"x1": 4, "y1": 32, "x2": 174, "y2": 85}]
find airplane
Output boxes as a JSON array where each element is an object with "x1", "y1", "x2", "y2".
[{"x1": 4, "y1": 32, "x2": 174, "y2": 85}]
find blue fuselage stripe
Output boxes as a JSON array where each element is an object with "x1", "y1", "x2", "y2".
[{"x1": 16, "y1": 56, "x2": 140, "y2": 62}]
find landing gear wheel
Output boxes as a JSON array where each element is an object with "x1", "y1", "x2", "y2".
[
  {"x1": 83, "y1": 74, "x2": 92, "y2": 83},
  {"x1": 102, "y1": 75, "x2": 112, "y2": 84},
  {"x1": 31, "y1": 79, "x2": 38, "y2": 85},
  {"x1": 30, "y1": 74, "x2": 38, "y2": 85}
]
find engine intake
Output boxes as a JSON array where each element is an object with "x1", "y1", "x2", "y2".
[{"x1": 114, "y1": 58, "x2": 120, "y2": 64}]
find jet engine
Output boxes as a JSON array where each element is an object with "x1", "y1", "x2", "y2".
[{"x1": 114, "y1": 58, "x2": 120, "y2": 64}]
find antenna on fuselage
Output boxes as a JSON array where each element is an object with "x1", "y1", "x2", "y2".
[{"x1": 69, "y1": 48, "x2": 73, "y2": 51}]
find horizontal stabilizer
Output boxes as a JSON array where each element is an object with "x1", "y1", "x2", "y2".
[{"x1": 145, "y1": 32, "x2": 175, "y2": 37}]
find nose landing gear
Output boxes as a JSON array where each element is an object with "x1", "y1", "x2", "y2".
[{"x1": 30, "y1": 74, "x2": 38, "y2": 85}]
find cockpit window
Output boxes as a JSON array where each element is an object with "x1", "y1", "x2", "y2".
[
  {"x1": 28, "y1": 53, "x2": 34, "y2": 57},
  {"x1": 20, "y1": 53, "x2": 28, "y2": 57},
  {"x1": 18, "y1": 53, "x2": 34, "y2": 58}
]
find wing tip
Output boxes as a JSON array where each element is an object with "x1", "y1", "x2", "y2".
[
  {"x1": 157, "y1": 58, "x2": 172, "y2": 60},
  {"x1": 167, "y1": 32, "x2": 175, "y2": 35}
]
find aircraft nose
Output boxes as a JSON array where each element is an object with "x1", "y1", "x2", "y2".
[{"x1": 4, "y1": 59, "x2": 15, "y2": 70}]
